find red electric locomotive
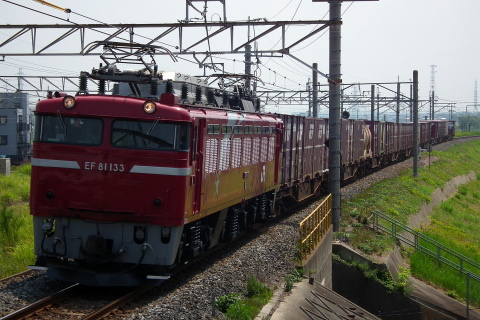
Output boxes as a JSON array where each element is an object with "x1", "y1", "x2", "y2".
[{"x1": 29, "y1": 64, "x2": 282, "y2": 285}]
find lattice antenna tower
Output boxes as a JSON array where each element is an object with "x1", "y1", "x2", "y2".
[{"x1": 430, "y1": 64, "x2": 437, "y2": 96}]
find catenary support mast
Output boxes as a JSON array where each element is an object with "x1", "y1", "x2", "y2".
[
  {"x1": 328, "y1": 0, "x2": 342, "y2": 232},
  {"x1": 313, "y1": 63, "x2": 319, "y2": 118},
  {"x1": 314, "y1": 0, "x2": 378, "y2": 231}
]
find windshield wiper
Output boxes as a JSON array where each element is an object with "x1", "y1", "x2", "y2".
[
  {"x1": 57, "y1": 111, "x2": 66, "y2": 133},
  {"x1": 147, "y1": 118, "x2": 160, "y2": 136}
]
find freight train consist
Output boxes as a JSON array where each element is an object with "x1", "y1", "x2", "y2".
[{"x1": 29, "y1": 63, "x2": 454, "y2": 286}]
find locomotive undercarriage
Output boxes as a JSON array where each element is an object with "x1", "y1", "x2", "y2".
[{"x1": 175, "y1": 191, "x2": 276, "y2": 265}]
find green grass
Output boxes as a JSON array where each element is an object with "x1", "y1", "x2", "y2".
[
  {"x1": 216, "y1": 276, "x2": 273, "y2": 320},
  {"x1": 340, "y1": 140, "x2": 480, "y2": 306},
  {"x1": 409, "y1": 177, "x2": 480, "y2": 306},
  {"x1": 455, "y1": 130, "x2": 480, "y2": 137},
  {"x1": 0, "y1": 164, "x2": 34, "y2": 279}
]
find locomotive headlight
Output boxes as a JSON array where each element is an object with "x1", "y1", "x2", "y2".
[
  {"x1": 63, "y1": 95, "x2": 76, "y2": 109},
  {"x1": 143, "y1": 101, "x2": 156, "y2": 114},
  {"x1": 134, "y1": 226, "x2": 147, "y2": 244}
]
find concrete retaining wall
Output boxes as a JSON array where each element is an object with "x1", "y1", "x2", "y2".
[{"x1": 303, "y1": 227, "x2": 332, "y2": 289}]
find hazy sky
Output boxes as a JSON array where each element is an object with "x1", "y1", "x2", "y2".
[{"x1": 0, "y1": 0, "x2": 478, "y2": 117}]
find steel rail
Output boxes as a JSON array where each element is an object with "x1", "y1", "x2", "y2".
[
  {"x1": 0, "y1": 284, "x2": 79, "y2": 320},
  {"x1": 0, "y1": 270, "x2": 34, "y2": 284},
  {"x1": 82, "y1": 286, "x2": 154, "y2": 320}
]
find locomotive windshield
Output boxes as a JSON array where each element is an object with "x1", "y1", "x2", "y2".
[
  {"x1": 111, "y1": 120, "x2": 190, "y2": 151},
  {"x1": 34, "y1": 114, "x2": 190, "y2": 151},
  {"x1": 34, "y1": 114, "x2": 103, "y2": 146}
]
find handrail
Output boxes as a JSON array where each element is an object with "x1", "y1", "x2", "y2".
[
  {"x1": 299, "y1": 194, "x2": 332, "y2": 264},
  {"x1": 372, "y1": 210, "x2": 480, "y2": 282}
]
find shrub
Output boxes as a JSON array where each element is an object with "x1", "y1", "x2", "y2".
[
  {"x1": 216, "y1": 294, "x2": 240, "y2": 313},
  {"x1": 284, "y1": 268, "x2": 304, "y2": 292},
  {"x1": 225, "y1": 301, "x2": 256, "y2": 320},
  {"x1": 246, "y1": 276, "x2": 268, "y2": 298}
]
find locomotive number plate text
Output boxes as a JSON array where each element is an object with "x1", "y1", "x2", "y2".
[{"x1": 85, "y1": 162, "x2": 125, "y2": 172}]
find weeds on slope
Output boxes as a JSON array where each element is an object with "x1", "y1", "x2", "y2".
[{"x1": 338, "y1": 140, "x2": 480, "y2": 306}]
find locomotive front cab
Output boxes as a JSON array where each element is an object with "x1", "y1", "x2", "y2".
[{"x1": 30, "y1": 95, "x2": 195, "y2": 285}]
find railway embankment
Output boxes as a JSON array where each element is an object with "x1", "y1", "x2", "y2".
[
  {"x1": 334, "y1": 171, "x2": 480, "y2": 320},
  {"x1": 333, "y1": 138, "x2": 480, "y2": 319}
]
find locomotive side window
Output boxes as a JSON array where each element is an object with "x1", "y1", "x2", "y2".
[
  {"x1": 34, "y1": 114, "x2": 103, "y2": 146},
  {"x1": 222, "y1": 125, "x2": 233, "y2": 134},
  {"x1": 208, "y1": 124, "x2": 219, "y2": 134},
  {"x1": 233, "y1": 125, "x2": 243, "y2": 134},
  {"x1": 254, "y1": 126, "x2": 262, "y2": 134},
  {"x1": 244, "y1": 126, "x2": 253, "y2": 134},
  {"x1": 111, "y1": 120, "x2": 190, "y2": 151}
]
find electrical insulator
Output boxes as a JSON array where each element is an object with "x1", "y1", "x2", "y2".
[
  {"x1": 150, "y1": 78, "x2": 158, "y2": 97},
  {"x1": 166, "y1": 80, "x2": 174, "y2": 94},
  {"x1": 98, "y1": 79, "x2": 106, "y2": 95},
  {"x1": 195, "y1": 85, "x2": 202, "y2": 104},
  {"x1": 181, "y1": 83, "x2": 189, "y2": 102},
  {"x1": 78, "y1": 72, "x2": 88, "y2": 94}
]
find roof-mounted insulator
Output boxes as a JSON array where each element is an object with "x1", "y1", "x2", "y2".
[
  {"x1": 181, "y1": 83, "x2": 189, "y2": 103},
  {"x1": 232, "y1": 93, "x2": 241, "y2": 110},
  {"x1": 255, "y1": 97, "x2": 261, "y2": 112},
  {"x1": 98, "y1": 79, "x2": 106, "y2": 95},
  {"x1": 206, "y1": 88, "x2": 216, "y2": 106},
  {"x1": 221, "y1": 91, "x2": 229, "y2": 108},
  {"x1": 150, "y1": 78, "x2": 159, "y2": 98},
  {"x1": 195, "y1": 85, "x2": 203, "y2": 105},
  {"x1": 166, "y1": 79, "x2": 174, "y2": 94},
  {"x1": 78, "y1": 72, "x2": 88, "y2": 95}
]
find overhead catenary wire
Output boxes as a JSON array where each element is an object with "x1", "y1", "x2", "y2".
[{"x1": 3, "y1": 0, "x2": 356, "y2": 101}]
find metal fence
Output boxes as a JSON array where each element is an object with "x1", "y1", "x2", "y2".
[
  {"x1": 299, "y1": 194, "x2": 332, "y2": 264},
  {"x1": 372, "y1": 209, "x2": 480, "y2": 318}
]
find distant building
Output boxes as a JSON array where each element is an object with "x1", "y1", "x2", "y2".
[{"x1": 0, "y1": 92, "x2": 32, "y2": 163}]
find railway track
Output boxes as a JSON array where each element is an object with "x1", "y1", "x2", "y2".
[
  {"x1": 2, "y1": 137, "x2": 477, "y2": 319},
  {"x1": 0, "y1": 271, "x2": 34, "y2": 286},
  {"x1": 0, "y1": 284, "x2": 153, "y2": 320}
]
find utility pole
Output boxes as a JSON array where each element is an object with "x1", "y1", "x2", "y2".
[
  {"x1": 314, "y1": 0, "x2": 378, "y2": 232},
  {"x1": 413, "y1": 70, "x2": 419, "y2": 177},
  {"x1": 430, "y1": 64, "x2": 437, "y2": 120},
  {"x1": 370, "y1": 85, "x2": 375, "y2": 121},
  {"x1": 396, "y1": 80, "x2": 400, "y2": 123},
  {"x1": 313, "y1": 63, "x2": 319, "y2": 118},
  {"x1": 327, "y1": 0, "x2": 342, "y2": 232},
  {"x1": 377, "y1": 92, "x2": 380, "y2": 121},
  {"x1": 245, "y1": 44, "x2": 252, "y2": 94},
  {"x1": 410, "y1": 81, "x2": 413, "y2": 121}
]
